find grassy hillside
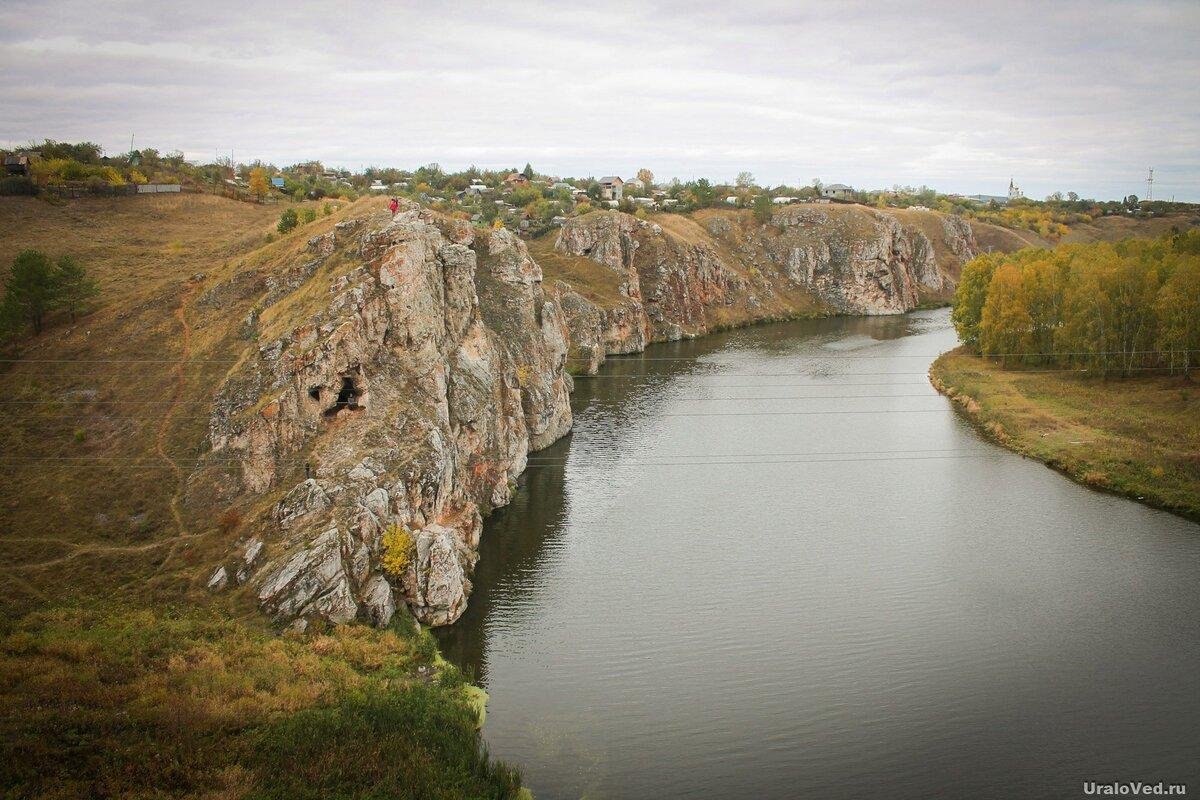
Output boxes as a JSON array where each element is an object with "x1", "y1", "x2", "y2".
[
  {"x1": 0, "y1": 193, "x2": 525, "y2": 799},
  {"x1": 931, "y1": 350, "x2": 1200, "y2": 522}
]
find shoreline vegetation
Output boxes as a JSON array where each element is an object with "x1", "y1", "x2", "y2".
[
  {"x1": 0, "y1": 601, "x2": 526, "y2": 800},
  {"x1": 930, "y1": 350, "x2": 1199, "y2": 523},
  {"x1": 936, "y1": 230, "x2": 1200, "y2": 523}
]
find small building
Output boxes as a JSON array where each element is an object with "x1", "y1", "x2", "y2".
[
  {"x1": 4, "y1": 153, "x2": 32, "y2": 176},
  {"x1": 368, "y1": 179, "x2": 389, "y2": 192},
  {"x1": 463, "y1": 183, "x2": 491, "y2": 197},
  {"x1": 772, "y1": 196, "x2": 797, "y2": 205},
  {"x1": 725, "y1": 196, "x2": 739, "y2": 205},
  {"x1": 504, "y1": 172, "x2": 529, "y2": 186},
  {"x1": 599, "y1": 176, "x2": 624, "y2": 201},
  {"x1": 630, "y1": 196, "x2": 656, "y2": 209},
  {"x1": 550, "y1": 181, "x2": 576, "y2": 192},
  {"x1": 661, "y1": 198, "x2": 679, "y2": 208},
  {"x1": 624, "y1": 177, "x2": 645, "y2": 192},
  {"x1": 821, "y1": 183, "x2": 854, "y2": 200}
]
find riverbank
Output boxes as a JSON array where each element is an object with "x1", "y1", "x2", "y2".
[
  {"x1": 930, "y1": 349, "x2": 1200, "y2": 523},
  {"x1": 0, "y1": 601, "x2": 525, "y2": 799}
]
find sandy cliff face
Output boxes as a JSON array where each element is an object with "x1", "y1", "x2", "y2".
[{"x1": 204, "y1": 206, "x2": 571, "y2": 628}]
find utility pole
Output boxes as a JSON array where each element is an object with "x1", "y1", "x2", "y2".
[{"x1": 1146, "y1": 167, "x2": 1154, "y2": 202}]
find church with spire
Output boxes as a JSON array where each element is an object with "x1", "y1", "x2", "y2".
[{"x1": 1008, "y1": 178, "x2": 1024, "y2": 201}]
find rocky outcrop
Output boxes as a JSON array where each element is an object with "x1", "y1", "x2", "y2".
[
  {"x1": 201, "y1": 202, "x2": 975, "y2": 630},
  {"x1": 203, "y1": 204, "x2": 572, "y2": 628},
  {"x1": 551, "y1": 207, "x2": 967, "y2": 356},
  {"x1": 761, "y1": 208, "x2": 935, "y2": 314}
]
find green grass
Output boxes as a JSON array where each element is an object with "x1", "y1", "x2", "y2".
[
  {"x1": 0, "y1": 602, "x2": 523, "y2": 800},
  {"x1": 931, "y1": 349, "x2": 1200, "y2": 522}
]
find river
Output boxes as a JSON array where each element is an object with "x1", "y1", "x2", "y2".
[{"x1": 435, "y1": 309, "x2": 1200, "y2": 800}]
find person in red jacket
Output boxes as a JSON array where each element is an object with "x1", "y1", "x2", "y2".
[{"x1": 388, "y1": 196, "x2": 399, "y2": 217}]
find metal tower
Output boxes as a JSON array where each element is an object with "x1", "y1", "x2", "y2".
[{"x1": 1146, "y1": 167, "x2": 1154, "y2": 202}]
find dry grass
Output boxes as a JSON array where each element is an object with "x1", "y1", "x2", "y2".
[
  {"x1": 0, "y1": 194, "x2": 386, "y2": 618},
  {"x1": 0, "y1": 602, "x2": 521, "y2": 799},
  {"x1": 525, "y1": 231, "x2": 626, "y2": 305},
  {"x1": 931, "y1": 349, "x2": 1200, "y2": 522}
]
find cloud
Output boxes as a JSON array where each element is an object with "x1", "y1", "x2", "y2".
[{"x1": 1, "y1": 0, "x2": 1197, "y2": 199}]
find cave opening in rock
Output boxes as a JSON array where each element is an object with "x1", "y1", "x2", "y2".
[
  {"x1": 323, "y1": 376, "x2": 362, "y2": 417},
  {"x1": 308, "y1": 387, "x2": 321, "y2": 401}
]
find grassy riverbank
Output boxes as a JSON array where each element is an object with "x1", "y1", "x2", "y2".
[
  {"x1": 930, "y1": 349, "x2": 1200, "y2": 523},
  {"x1": 0, "y1": 602, "x2": 522, "y2": 799}
]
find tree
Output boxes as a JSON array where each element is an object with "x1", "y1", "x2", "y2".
[
  {"x1": 1, "y1": 250, "x2": 58, "y2": 334},
  {"x1": 1156, "y1": 257, "x2": 1200, "y2": 371},
  {"x1": 637, "y1": 168, "x2": 654, "y2": 188},
  {"x1": 752, "y1": 192, "x2": 773, "y2": 225},
  {"x1": 54, "y1": 255, "x2": 98, "y2": 323},
  {"x1": 736, "y1": 171, "x2": 755, "y2": 189},
  {"x1": 979, "y1": 263, "x2": 1031, "y2": 362},
  {"x1": 521, "y1": 163, "x2": 534, "y2": 180},
  {"x1": 691, "y1": 178, "x2": 715, "y2": 207},
  {"x1": 951, "y1": 253, "x2": 1001, "y2": 348},
  {"x1": 248, "y1": 167, "x2": 270, "y2": 201},
  {"x1": 277, "y1": 208, "x2": 299, "y2": 233}
]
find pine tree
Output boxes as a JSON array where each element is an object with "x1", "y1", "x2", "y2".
[
  {"x1": 54, "y1": 255, "x2": 99, "y2": 323},
  {"x1": 1, "y1": 250, "x2": 58, "y2": 334}
]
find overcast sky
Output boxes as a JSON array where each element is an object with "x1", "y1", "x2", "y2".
[{"x1": 3, "y1": 0, "x2": 1198, "y2": 200}]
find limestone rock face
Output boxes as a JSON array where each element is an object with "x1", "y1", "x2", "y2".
[{"x1": 202, "y1": 204, "x2": 573, "y2": 627}]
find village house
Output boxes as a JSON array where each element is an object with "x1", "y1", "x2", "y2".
[
  {"x1": 504, "y1": 172, "x2": 529, "y2": 187},
  {"x1": 821, "y1": 183, "x2": 854, "y2": 201},
  {"x1": 772, "y1": 196, "x2": 797, "y2": 205},
  {"x1": 368, "y1": 179, "x2": 389, "y2": 192},
  {"x1": 624, "y1": 177, "x2": 645, "y2": 192},
  {"x1": 629, "y1": 196, "x2": 656, "y2": 209},
  {"x1": 4, "y1": 153, "x2": 33, "y2": 176},
  {"x1": 599, "y1": 176, "x2": 624, "y2": 200}
]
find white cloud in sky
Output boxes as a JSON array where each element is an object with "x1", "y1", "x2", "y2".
[{"x1": 1, "y1": 0, "x2": 1198, "y2": 200}]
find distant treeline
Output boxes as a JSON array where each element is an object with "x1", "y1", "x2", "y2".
[{"x1": 952, "y1": 230, "x2": 1200, "y2": 375}]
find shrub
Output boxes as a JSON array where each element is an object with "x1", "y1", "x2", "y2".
[
  {"x1": 217, "y1": 508, "x2": 241, "y2": 534},
  {"x1": 0, "y1": 176, "x2": 37, "y2": 196},
  {"x1": 300, "y1": 207, "x2": 317, "y2": 224},
  {"x1": 277, "y1": 208, "x2": 299, "y2": 233},
  {"x1": 381, "y1": 524, "x2": 414, "y2": 576}
]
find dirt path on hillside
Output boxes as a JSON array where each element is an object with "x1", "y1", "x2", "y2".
[
  {"x1": 14, "y1": 279, "x2": 203, "y2": 574},
  {"x1": 155, "y1": 278, "x2": 198, "y2": 539}
]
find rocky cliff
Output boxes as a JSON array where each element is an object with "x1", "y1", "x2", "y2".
[
  {"x1": 202, "y1": 201, "x2": 978, "y2": 629},
  {"x1": 548, "y1": 206, "x2": 976, "y2": 369},
  {"x1": 204, "y1": 205, "x2": 571, "y2": 628}
]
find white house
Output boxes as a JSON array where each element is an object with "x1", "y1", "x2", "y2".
[
  {"x1": 772, "y1": 196, "x2": 797, "y2": 205},
  {"x1": 368, "y1": 179, "x2": 389, "y2": 192}
]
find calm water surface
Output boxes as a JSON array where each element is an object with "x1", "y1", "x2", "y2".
[{"x1": 436, "y1": 309, "x2": 1200, "y2": 800}]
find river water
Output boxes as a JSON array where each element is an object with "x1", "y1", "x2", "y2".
[{"x1": 436, "y1": 309, "x2": 1200, "y2": 800}]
